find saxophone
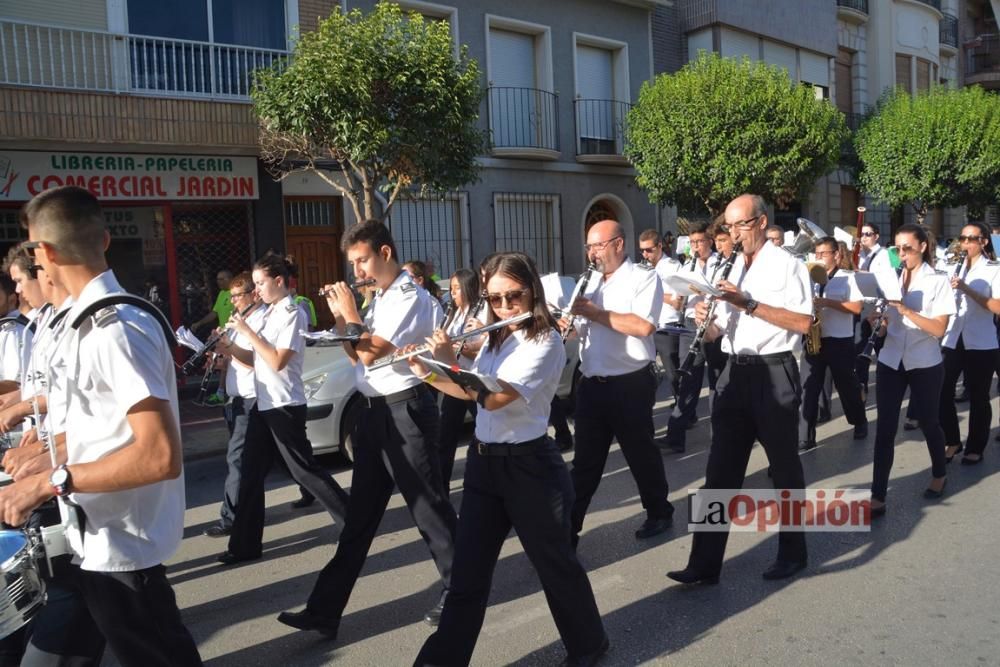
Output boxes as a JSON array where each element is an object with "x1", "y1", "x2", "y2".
[{"x1": 804, "y1": 263, "x2": 828, "y2": 356}]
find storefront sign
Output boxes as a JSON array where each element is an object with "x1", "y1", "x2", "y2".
[{"x1": 0, "y1": 151, "x2": 259, "y2": 201}]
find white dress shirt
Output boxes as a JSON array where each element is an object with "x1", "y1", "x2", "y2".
[
  {"x1": 225, "y1": 304, "x2": 266, "y2": 400},
  {"x1": 654, "y1": 256, "x2": 683, "y2": 326},
  {"x1": 253, "y1": 295, "x2": 307, "y2": 410},
  {"x1": 59, "y1": 270, "x2": 185, "y2": 572},
  {"x1": 0, "y1": 311, "x2": 25, "y2": 383},
  {"x1": 473, "y1": 328, "x2": 565, "y2": 444},
  {"x1": 356, "y1": 271, "x2": 438, "y2": 397},
  {"x1": 942, "y1": 256, "x2": 1000, "y2": 350},
  {"x1": 714, "y1": 242, "x2": 813, "y2": 355},
  {"x1": 878, "y1": 262, "x2": 955, "y2": 370},
  {"x1": 860, "y1": 244, "x2": 892, "y2": 275},
  {"x1": 819, "y1": 270, "x2": 863, "y2": 339},
  {"x1": 445, "y1": 305, "x2": 475, "y2": 370},
  {"x1": 579, "y1": 258, "x2": 662, "y2": 377}
]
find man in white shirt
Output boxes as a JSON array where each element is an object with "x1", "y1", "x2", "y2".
[
  {"x1": 567, "y1": 219, "x2": 674, "y2": 546},
  {"x1": 0, "y1": 273, "x2": 27, "y2": 396},
  {"x1": 0, "y1": 186, "x2": 201, "y2": 665},
  {"x1": 799, "y1": 238, "x2": 869, "y2": 451},
  {"x1": 639, "y1": 229, "x2": 683, "y2": 401},
  {"x1": 855, "y1": 223, "x2": 892, "y2": 398},
  {"x1": 668, "y1": 194, "x2": 813, "y2": 585}
]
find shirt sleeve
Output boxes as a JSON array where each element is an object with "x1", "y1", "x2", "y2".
[
  {"x1": 91, "y1": 315, "x2": 174, "y2": 413},
  {"x1": 631, "y1": 268, "x2": 663, "y2": 324},
  {"x1": 497, "y1": 333, "x2": 566, "y2": 405},
  {"x1": 928, "y1": 274, "x2": 957, "y2": 318},
  {"x1": 0, "y1": 329, "x2": 20, "y2": 382},
  {"x1": 271, "y1": 307, "x2": 306, "y2": 354},
  {"x1": 785, "y1": 259, "x2": 814, "y2": 316},
  {"x1": 846, "y1": 273, "x2": 863, "y2": 302}
]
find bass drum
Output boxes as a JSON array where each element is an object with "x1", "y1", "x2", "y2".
[{"x1": 0, "y1": 530, "x2": 45, "y2": 639}]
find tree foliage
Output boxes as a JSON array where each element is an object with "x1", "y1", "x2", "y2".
[
  {"x1": 855, "y1": 86, "x2": 1000, "y2": 223},
  {"x1": 626, "y1": 51, "x2": 847, "y2": 217},
  {"x1": 253, "y1": 2, "x2": 487, "y2": 222}
]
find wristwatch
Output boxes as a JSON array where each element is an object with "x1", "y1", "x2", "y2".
[
  {"x1": 50, "y1": 464, "x2": 72, "y2": 497},
  {"x1": 744, "y1": 299, "x2": 759, "y2": 317}
]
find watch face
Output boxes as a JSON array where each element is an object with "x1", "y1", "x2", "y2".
[{"x1": 51, "y1": 468, "x2": 68, "y2": 485}]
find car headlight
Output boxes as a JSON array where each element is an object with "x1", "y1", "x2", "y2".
[{"x1": 303, "y1": 373, "x2": 329, "y2": 400}]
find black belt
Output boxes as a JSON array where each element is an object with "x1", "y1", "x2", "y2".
[
  {"x1": 363, "y1": 385, "x2": 421, "y2": 408},
  {"x1": 474, "y1": 435, "x2": 547, "y2": 456},
  {"x1": 584, "y1": 362, "x2": 653, "y2": 383},
  {"x1": 730, "y1": 351, "x2": 794, "y2": 366}
]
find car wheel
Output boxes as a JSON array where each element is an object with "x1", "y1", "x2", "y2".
[{"x1": 338, "y1": 396, "x2": 363, "y2": 465}]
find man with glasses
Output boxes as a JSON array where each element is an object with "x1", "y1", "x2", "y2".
[
  {"x1": 855, "y1": 223, "x2": 891, "y2": 402},
  {"x1": 799, "y1": 238, "x2": 869, "y2": 452},
  {"x1": 639, "y1": 229, "x2": 683, "y2": 403},
  {"x1": 659, "y1": 222, "x2": 722, "y2": 454},
  {"x1": 766, "y1": 225, "x2": 784, "y2": 247},
  {"x1": 668, "y1": 193, "x2": 813, "y2": 585},
  {"x1": 203, "y1": 272, "x2": 265, "y2": 538},
  {"x1": 567, "y1": 219, "x2": 674, "y2": 547}
]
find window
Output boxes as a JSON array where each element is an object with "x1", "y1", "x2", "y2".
[
  {"x1": 493, "y1": 193, "x2": 562, "y2": 274},
  {"x1": 395, "y1": 1, "x2": 459, "y2": 54},
  {"x1": 573, "y1": 34, "x2": 630, "y2": 158},
  {"x1": 916, "y1": 58, "x2": 932, "y2": 92},
  {"x1": 388, "y1": 193, "x2": 470, "y2": 279},
  {"x1": 895, "y1": 54, "x2": 912, "y2": 94},
  {"x1": 127, "y1": 0, "x2": 287, "y2": 47}
]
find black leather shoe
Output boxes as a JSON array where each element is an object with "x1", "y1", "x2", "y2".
[
  {"x1": 666, "y1": 567, "x2": 720, "y2": 585},
  {"x1": 217, "y1": 551, "x2": 261, "y2": 566},
  {"x1": 853, "y1": 421, "x2": 869, "y2": 440},
  {"x1": 291, "y1": 495, "x2": 315, "y2": 509},
  {"x1": 923, "y1": 477, "x2": 947, "y2": 499},
  {"x1": 560, "y1": 635, "x2": 610, "y2": 667},
  {"x1": 960, "y1": 454, "x2": 984, "y2": 466},
  {"x1": 903, "y1": 419, "x2": 919, "y2": 431},
  {"x1": 203, "y1": 524, "x2": 231, "y2": 538},
  {"x1": 423, "y1": 590, "x2": 447, "y2": 626},
  {"x1": 762, "y1": 560, "x2": 807, "y2": 581},
  {"x1": 555, "y1": 434, "x2": 574, "y2": 452},
  {"x1": 798, "y1": 440, "x2": 817, "y2": 453},
  {"x1": 817, "y1": 411, "x2": 831, "y2": 424},
  {"x1": 635, "y1": 515, "x2": 672, "y2": 539},
  {"x1": 277, "y1": 609, "x2": 339, "y2": 638}
]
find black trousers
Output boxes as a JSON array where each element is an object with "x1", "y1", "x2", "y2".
[
  {"x1": 871, "y1": 361, "x2": 946, "y2": 501},
  {"x1": 219, "y1": 396, "x2": 253, "y2": 529},
  {"x1": 227, "y1": 404, "x2": 349, "y2": 558},
  {"x1": 654, "y1": 328, "x2": 681, "y2": 398},
  {"x1": 940, "y1": 339, "x2": 996, "y2": 457},
  {"x1": 687, "y1": 354, "x2": 807, "y2": 575},
  {"x1": 76, "y1": 565, "x2": 202, "y2": 667},
  {"x1": 570, "y1": 364, "x2": 673, "y2": 539},
  {"x1": 802, "y1": 336, "x2": 867, "y2": 429},
  {"x1": 438, "y1": 395, "x2": 476, "y2": 498},
  {"x1": 664, "y1": 318, "x2": 725, "y2": 449},
  {"x1": 306, "y1": 385, "x2": 457, "y2": 619},
  {"x1": 855, "y1": 319, "x2": 884, "y2": 391},
  {"x1": 415, "y1": 440, "x2": 606, "y2": 666}
]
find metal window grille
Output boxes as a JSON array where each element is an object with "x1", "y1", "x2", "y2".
[
  {"x1": 492, "y1": 192, "x2": 562, "y2": 274},
  {"x1": 387, "y1": 192, "x2": 470, "y2": 279},
  {"x1": 285, "y1": 198, "x2": 339, "y2": 227},
  {"x1": 172, "y1": 203, "x2": 253, "y2": 325},
  {"x1": 0, "y1": 210, "x2": 24, "y2": 243}
]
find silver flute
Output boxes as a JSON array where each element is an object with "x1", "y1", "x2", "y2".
[{"x1": 370, "y1": 311, "x2": 533, "y2": 370}]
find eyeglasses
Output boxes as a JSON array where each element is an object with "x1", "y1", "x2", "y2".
[
  {"x1": 27, "y1": 264, "x2": 42, "y2": 280},
  {"x1": 584, "y1": 236, "x2": 622, "y2": 252},
  {"x1": 958, "y1": 235, "x2": 983, "y2": 243},
  {"x1": 639, "y1": 246, "x2": 660, "y2": 254},
  {"x1": 897, "y1": 244, "x2": 920, "y2": 254},
  {"x1": 860, "y1": 232, "x2": 877, "y2": 238},
  {"x1": 229, "y1": 290, "x2": 253, "y2": 299},
  {"x1": 722, "y1": 216, "x2": 762, "y2": 233},
  {"x1": 485, "y1": 289, "x2": 530, "y2": 307},
  {"x1": 814, "y1": 251, "x2": 836, "y2": 258},
  {"x1": 690, "y1": 238, "x2": 711, "y2": 245}
]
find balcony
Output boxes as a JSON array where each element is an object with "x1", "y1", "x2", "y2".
[
  {"x1": 940, "y1": 13, "x2": 959, "y2": 52},
  {"x1": 0, "y1": 19, "x2": 286, "y2": 101},
  {"x1": 487, "y1": 87, "x2": 560, "y2": 160},
  {"x1": 836, "y1": 0, "x2": 869, "y2": 24},
  {"x1": 966, "y1": 34, "x2": 1000, "y2": 89},
  {"x1": 574, "y1": 99, "x2": 631, "y2": 165},
  {"x1": 914, "y1": 0, "x2": 942, "y2": 10}
]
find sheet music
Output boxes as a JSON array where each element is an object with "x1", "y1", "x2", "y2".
[
  {"x1": 663, "y1": 272, "x2": 724, "y2": 298},
  {"x1": 174, "y1": 326, "x2": 204, "y2": 353},
  {"x1": 300, "y1": 329, "x2": 361, "y2": 343}
]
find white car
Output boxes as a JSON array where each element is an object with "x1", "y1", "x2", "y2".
[{"x1": 303, "y1": 281, "x2": 582, "y2": 462}]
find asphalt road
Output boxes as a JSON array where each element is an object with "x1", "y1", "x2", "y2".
[{"x1": 160, "y1": 385, "x2": 1000, "y2": 666}]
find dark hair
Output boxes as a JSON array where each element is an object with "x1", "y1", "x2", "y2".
[
  {"x1": 482, "y1": 252, "x2": 557, "y2": 351},
  {"x1": 766, "y1": 224, "x2": 783, "y2": 235},
  {"x1": 962, "y1": 221, "x2": 996, "y2": 260},
  {"x1": 815, "y1": 236, "x2": 838, "y2": 253},
  {"x1": 895, "y1": 223, "x2": 934, "y2": 265},
  {"x1": 689, "y1": 222, "x2": 710, "y2": 237},
  {"x1": 0, "y1": 273, "x2": 16, "y2": 300},
  {"x1": 861, "y1": 223, "x2": 879, "y2": 237},
  {"x1": 341, "y1": 219, "x2": 399, "y2": 263},
  {"x1": 708, "y1": 219, "x2": 731, "y2": 239},
  {"x1": 253, "y1": 253, "x2": 296, "y2": 283},
  {"x1": 20, "y1": 186, "x2": 105, "y2": 263},
  {"x1": 449, "y1": 268, "x2": 479, "y2": 314},
  {"x1": 404, "y1": 260, "x2": 442, "y2": 300},
  {"x1": 638, "y1": 229, "x2": 662, "y2": 244},
  {"x1": 837, "y1": 241, "x2": 854, "y2": 269},
  {"x1": 2, "y1": 243, "x2": 32, "y2": 275}
]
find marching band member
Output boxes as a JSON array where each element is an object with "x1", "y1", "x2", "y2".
[
  {"x1": 668, "y1": 194, "x2": 813, "y2": 584},
  {"x1": 0, "y1": 272, "x2": 27, "y2": 396},
  {"x1": 568, "y1": 219, "x2": 674, "y2": 546},
  {"x1": 855, "y1": 223, "x2": 892, "y2": 401},
  {"x1": 799, "y1": 237, "x2": 869, "y2": 451},
  {"x1": 939, "y1": 222, "x2": 1000, "y2": 466},
  {"x1": 0, "y1": 186, "x2": 202, "y2": 665},
  {"x1": 640, "y1": 229, "x2": 683, "y2": 403},
  {"x1": 437, "y1": 268, "x2": 481, "y2": 496},
  {"x1": 279, "y1": 220, "x2": 457, "y2": 637},
  {"x1": 660, "y1": 222, "x2": 721, "y2": 453},
  {"x1": 203, "y1": 272, "x2": 266, "y2": 538},
  {"x1": 217, "y1": 255, "x2": 349, "y2": 565},
  {"x1": 413, "y1": 251, "x2": 608, "y2": 667},
  {"x1": 869, "y1": 224, "x2": 954, "y2": 516}
]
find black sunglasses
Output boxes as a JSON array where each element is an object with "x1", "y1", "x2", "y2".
[
  {"x1": 27, "y1": 264, "x2": 42, "y2": 280},
  {"x1": 484, "y1": 289, "x2": 530, "y2": 307}
]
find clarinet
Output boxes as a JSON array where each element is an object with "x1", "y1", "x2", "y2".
[
  {"x1": 952, "y1": 250, "x2": 968, "y2": 310},
  {"x1": 440, "y1": 298, "x2": 457, "y2": 329},
  {"x1": 562, "y1": 263, "x2": 598, "y2": 341},
  {"x1": 182, "y1": 301, "x2": 261, "y2": 375},
  {"x1": 857, "y1": 265, "x2": 906, "y2": 362},
  {"x1": 455, "y1": 298, "x2": 485, "y2": 357},
  {"x1": 677, "y1": 241, "x2": 743, "y2": 376}
]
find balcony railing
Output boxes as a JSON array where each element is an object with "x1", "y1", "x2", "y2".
[
  {"x1": 574, "y1": 99, "x2": 631, "y2": 158},
  {"x1": 967, "y1": 34, "x2": 1000, "y2": 77},
  {"x1": 836, "y1": 0, "x2": 868, "y2": 14},
  {"x1": 940, "y1": 14, "x2": 958, "y2": 48},
  {"x1": 0, "y1": 19, "x2": 286, "y2": 100},
  {"x1": 487, "y1": 87, "x2": 559, "y2": 154},
  {"x1": 914, "y1": 0, "x2": 942, "y2": 11}
]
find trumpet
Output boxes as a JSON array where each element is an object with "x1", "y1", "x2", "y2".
[
  {"x1": 562, "y1": 263, "x2": 597, "y2": 341},
  {"x1": 370, "y1": 311, "x2": 532, "y2": 370},
  {"x1": 317, "y1": 278, "x2": 376, "y2": 297},
  {"x1": 677, "y1": 241, "x2": 743, "y2": 376},
  {"x1": 182, "y1": 301, "x2": 260, "y2": 375}
]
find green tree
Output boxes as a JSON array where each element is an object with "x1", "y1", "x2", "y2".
[
  {"x1": 855, "y1": 86, "x2": 1000, "y2": 225},
  {"x1": 626, "y1": 51, "x2": 847, "y2": 217},
  {"x1": 253, "y1": 2, "x2": 487, "y2": 222}
]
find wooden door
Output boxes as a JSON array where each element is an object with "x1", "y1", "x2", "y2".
[{"x1": 284, "y1": 197, "x2": 344, "y2": 331}]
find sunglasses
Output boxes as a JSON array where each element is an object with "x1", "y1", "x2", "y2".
[
  {"x1": 897, "y1": 244, "x2": 921, "y2": 254},
  {"x1": 958, "y1": 235, "x2": 983, "y2": 243},
  {"x1": 27, "y1": 264, "x2": 42, "y2": 280},
  {"x1": 485, "y1": 289, "x2": 530, "y2": 307},
  {"x1": 860, "y1": 232, "x2": 877, "y2": 238},
  {"x1": 639, "y1": 247, "x2": 660, "y2": 254}
]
